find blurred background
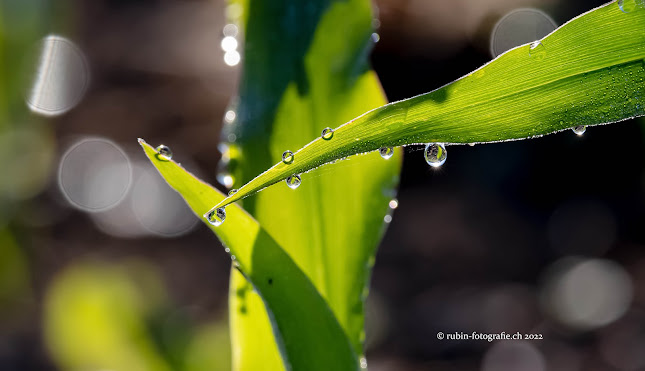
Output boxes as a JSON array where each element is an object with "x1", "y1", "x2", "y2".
[{"x1": 1, "y1": 0, "x2": 645, "y2": 370}]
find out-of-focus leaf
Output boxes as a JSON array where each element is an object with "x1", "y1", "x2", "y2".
[{"x1": 44, "y1": 262, "x2": 172, "y2": 371}]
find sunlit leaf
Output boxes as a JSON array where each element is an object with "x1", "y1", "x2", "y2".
[
  {"x1": 222, "y1": 0, "x2": 401, "y2": 369},
  {"x1": 213, "y1": 1, "x2": 645, "y2": 210},
  {"x1": 139, "y1": 140, "x2": 359, "y2": 371}
]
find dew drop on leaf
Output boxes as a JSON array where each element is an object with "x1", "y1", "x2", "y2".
[
  {"x1": 205, "y1": 207, "x2": 226, "y2": 226},
  {"x1": 379, "y1": 147, "x2": 394, "y2": 160},
  {"x1": 572, "y1": 125, "x2": 587, "y2": 135},
  {"x1": 424, "y1": 143, "x2": 447, "y2": 167},
  {"x1": 321, "y1": 127, "x2": 334, "y2": 140},
  {"x1": 286, "y1": 174, "x2": 302, "y2": 189},
  {"x1": 529, "y1": 41, "x2": 546, "y2": 60},
  {"x1": 618, "y1": 0, "x2": 643, "y2": 13},
  {"x1": 228, "y1": 188, "x2": 238, "y2": 196},
  {"x1": 282, "y1": 150, "x2": 294, "y2": 164},
  {"x1": 156, "y1": 144, "x2": 172, "y2": 160}
]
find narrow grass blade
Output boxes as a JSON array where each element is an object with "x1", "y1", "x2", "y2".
[
  {"x1": 211, "y1": 1, "x2": 645, "y2": 211},
  {"x1": 139, "y1": 139, "x2": 359, "y2": 371}
]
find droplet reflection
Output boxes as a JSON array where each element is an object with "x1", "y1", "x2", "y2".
[
  {"x1": 156, "y1": 144, "x2": 173, "y2": 160},
  {"x1": 321, "y1": 127, "x2": 334, "y2": 140},
  {"x1": 379, "y1": 147, "x2": 394, "y2": 160},
  {"x1": 424, "y1": 143, "x2": 447, "y2": 167},
  {"x1": 282, "y1": 150, "x2": 294, "y2": 164},
  {"x1": 205, "y1": 207, "x2": 226, "y2": 227},
  {"x1": 286, "y1": 174, "x2": 301, "y2": 189},
  {"x1": 572, "y1": 125, "x2": 586, "y2": 135}
]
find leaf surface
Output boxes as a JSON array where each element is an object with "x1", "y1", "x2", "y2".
[
  {"x1": 140, "y1": 140, "x2": 359, "y2": 371},
  {"x1": 214, "y1": 1, "x2": 645, "y2": 210}
]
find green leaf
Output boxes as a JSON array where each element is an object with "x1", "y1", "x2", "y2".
[
  {"x1": 139, "y1": 140, "x2": 359, "y2": 371},
  {"x1": 222, "y1": 0, "x2": 401, "y2": 368},
  {"x1": 213, "y1": 1, "x2": 645, "y2": 210}
]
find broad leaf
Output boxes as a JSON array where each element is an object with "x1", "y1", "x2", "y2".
[
  {"x1": 139, "y1": 140, "x2": 359, "y2": 371},
  {"x1": 213, "y1": 0, "x2": 645, "y2": 210},
  {"x1": 222, "y1": 0, "x2": 401, "y2": 368}
]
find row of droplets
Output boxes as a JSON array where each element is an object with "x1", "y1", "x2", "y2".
[{"x1": 202, "y1": 123, "x2": 588, "y2": 227}]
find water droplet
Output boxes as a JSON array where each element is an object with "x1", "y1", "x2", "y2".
[
  {"x1": 529, "y1": 40, "x2": 546, "y2": 60},
  {"x1": 282, "y1": 150, "x2": 294, "y2": 164},
  {"x1": 205, "y1": 207, "x2": 226, "y2": 227},
  {"x1": 321, "y1": 127, "x2": 334, "y2": 140},
  {"x1": 384, "y1": 214, "x2": 393, "y2": 223},
  {"x1": 156, "y1": 144, "x2": 173, "y2": 160},
  {"x1": 618, "y1": 0, "x2": 643, "y2": 13},
  {"x1": 424, "y1": 143, "x2": 447, "y2": 167},
  {"x1": 371, "y1": 33, "x2": 380, "y2": 43},
  {"x1": 572, "y1": 125, "x2": 586, "y2": 135},
  {"x1": 228, "y1": 189, "x2": 238, "y2": 196},
  {"x1": 468, "y1": 142, "x2": 476, "y2": 147},
  {"x1": 360, "y1": 357, "x2": 368, "y2": 369},
  {"x1": 286, "y1": 174, "x2": 301, "y2": 189},
  {"x1": 379, "y1": 147, "x2": 394, "y2": 160}
]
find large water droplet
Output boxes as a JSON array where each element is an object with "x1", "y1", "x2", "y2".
[
  {"x1": 572, "y1": 125, "x2": 586, "y2": 136},
  {"x1": 228, "y1": 189, "x2": 238, "y2": 196},
  {"x1": 205, "y1": 207, "x2": 226, "y2": 227},
  {"x1": 379, "y1": 147, "x2": 394, "y2": 160},
  {"x1": 286, "y1": 174, "x2": 301, "y2": 189},
  {"x1": 529, "y1": 41, "x2": 546, "y2": 60},
  {"x1": 618, "y1": 0, "x2": 643, "y2": 13},
  {"x1": 424, "y1": 143, "x2": 447, "y2": 167},
  {"x1": 156, "y1": 144, "x2": 172, "y2": 160},
  {"x1": 321, "y1": 127, "x2": 334, "y2": 140},
  {"x1": 282, "y1": 150, "x2": 294, "y2": 164}
]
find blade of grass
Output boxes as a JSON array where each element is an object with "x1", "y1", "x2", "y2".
[
  {"x1": 211, "y1": 1, "x2": 645, "y2": 211},
  {"x1": 139, "y1": 139, "x2": 359, "y2": 371}
]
